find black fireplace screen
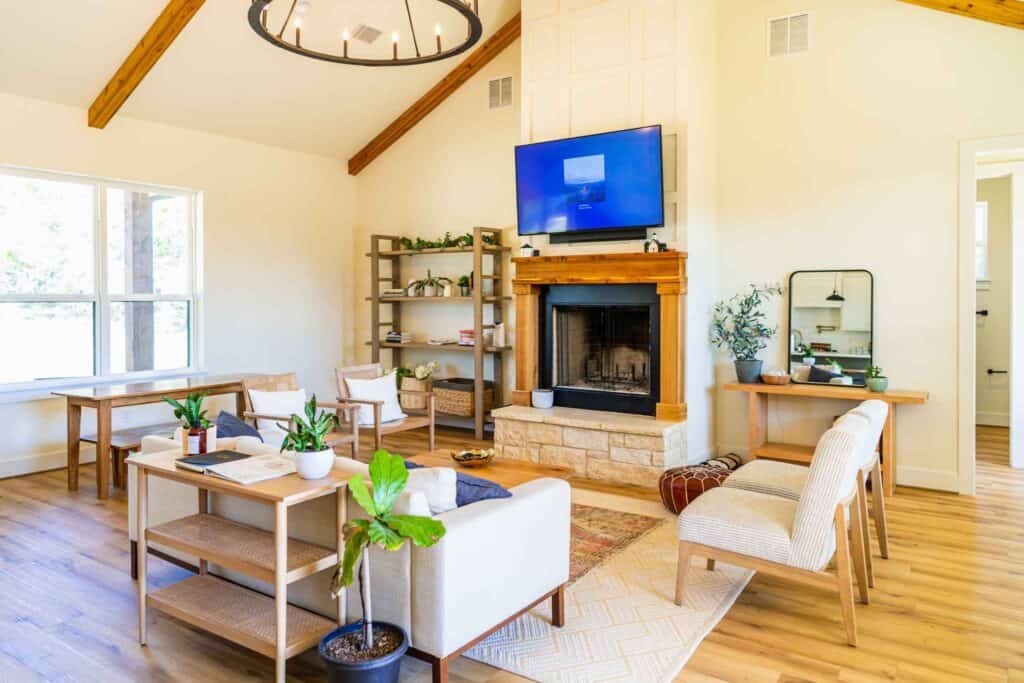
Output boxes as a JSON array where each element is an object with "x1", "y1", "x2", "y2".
[{"x1": 552, "y1": 306, "x2": 652, "y2": 396}]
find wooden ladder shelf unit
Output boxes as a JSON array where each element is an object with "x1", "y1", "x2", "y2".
[{"x1": 367, "y1": 227, "x2": 511, "y2": 438}]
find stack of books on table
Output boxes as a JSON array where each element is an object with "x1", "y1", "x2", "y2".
[{"x1": 385, "y1": 330, "x2": 413, "y2": 344}]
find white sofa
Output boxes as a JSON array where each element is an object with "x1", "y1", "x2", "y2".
[{"x1": 127, "y1": 436, "x2": 571, "y2": 680}]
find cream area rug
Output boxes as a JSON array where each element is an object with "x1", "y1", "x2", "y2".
[{"x1": 464, "y1": 495, "x2": 754, "y2": 682}]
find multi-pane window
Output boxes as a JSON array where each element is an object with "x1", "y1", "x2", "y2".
[{"x1": 0, "y1": 167, "x2": 199, "y2": 390}]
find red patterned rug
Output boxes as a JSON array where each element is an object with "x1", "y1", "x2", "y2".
[{"x1": 569, "y1": 503, "x2": 664, "y2": 583}]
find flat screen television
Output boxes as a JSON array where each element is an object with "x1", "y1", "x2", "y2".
[{"x1": 515, "y1": 125, "x2": 664, "y2": 241}]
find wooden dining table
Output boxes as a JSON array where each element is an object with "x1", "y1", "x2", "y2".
[{"x1": 53, "y1": 374, "x2": 256, "y2": 500}]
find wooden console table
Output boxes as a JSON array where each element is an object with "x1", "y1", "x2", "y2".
[
  {"x1": 129, "y1": 449, "x2": 348, "y2": 683},
  {"x1": 723, "y1": 382, "x2": 929, "y2": 496},
  {"x1": 54, "y1": 374, "x2": 255, "y2": 499}
]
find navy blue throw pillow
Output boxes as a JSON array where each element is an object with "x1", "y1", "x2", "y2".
[
  {"x1": 404, "y1": 460, "x2": 512, "y2": 507},
  {"x1": 215, "y1": 410, "x2": 263, "y2": 441},
  {"x1": 808, "y1": 365, "x2": 842, "y2": 383}
]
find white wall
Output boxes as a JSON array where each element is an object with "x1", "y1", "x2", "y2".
[
  {"x1": 0, "y1": 92, "x2": 357, "y2": 478},
  {"x1": 716, "y1": 0, "x2": 1024, "y2": 491},
  {"x1": 976, "y1": 177, "x2": 1012, "y2": 426},
  {"x1": 353, "y1": 42, "x2": 521, "y2": 402},
  {"x1": 520, "y1": 0, "x2": 720, "y2": 466}
]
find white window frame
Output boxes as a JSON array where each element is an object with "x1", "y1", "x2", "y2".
[
  {"x1": 976, "y1": 200, "x2": 990, "y2": 288},
  {"x1": 0, "y1": 164, "x2": 203, "y2": 396}
]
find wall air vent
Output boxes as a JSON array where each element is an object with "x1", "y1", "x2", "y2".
[
  {"x1": 768, "y1": 12, "x2": 810, "y2": 57},
  {"x1": 351, "y1": 24, "x2": 382, "y2": 44},
  {"x1": 488, "y1": 76, "x2": 513, "y2": 109}
]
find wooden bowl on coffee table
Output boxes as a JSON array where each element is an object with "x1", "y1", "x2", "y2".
[{"x1": 450, "y1": 449, "x2": 495, "y2": 468}]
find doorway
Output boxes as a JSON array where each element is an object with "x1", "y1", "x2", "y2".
[{"x1": 959, "y1": 137, "x2": 1024, "y2": 495}]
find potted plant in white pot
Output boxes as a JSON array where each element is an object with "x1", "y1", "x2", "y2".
[
  {"x1": 711, "y1": 284, "x2": 784, "y2": 384},
  {"x1": 277, "y1": 395, "x2": 340, "y2": 480},
  {"x1": 321, "y1": 449, "x2": 446, "y2": 683},
  {"x1": 865, "y1": 365, "x2": 888, "y2": 393},
  {"x1": 456, "y1": 274, "x2": 471, "y2": 297},
  {"x1": 163, "y1": 391, "x2": 216, "y2": 455}
]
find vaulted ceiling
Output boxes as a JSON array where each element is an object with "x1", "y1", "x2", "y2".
[{"x1": 0, "y1": 0, "x2": 520, "y2": 158}]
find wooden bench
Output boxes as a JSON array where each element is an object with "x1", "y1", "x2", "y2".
[{"x1": 81, "y1": 422, "x2": 180, "y2": 489}]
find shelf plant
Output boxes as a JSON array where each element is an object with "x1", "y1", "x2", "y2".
[
  {"x1": 711, "y1": 284, "x2": 784, "y2": 384},
  {"x1": 865, "y1": 365, "x2": 888, "y2": 393},
  {"x1": 321, "y1": 449, "x2": 446, "y2": 681},
  {"x1": 277, "y1": 394, "x2": 340, "y2": 479},
  {"x1": 163, "y1": 391, "x2": 213, "y2": 455},
  {"x1": 457, "y1": 274, "x2": 471, "y2": 297},
  {"x1": 398, "y1": 231, "x2": 498, "y2": 251},
  {"x1": 409, "y1": 270, "x2": 451, "y2": 297}
]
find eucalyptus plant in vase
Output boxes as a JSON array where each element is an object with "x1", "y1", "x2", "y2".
[
  {"x1": 320, "y1": 450, "x2": 446, "y2": 683},
  {"x1": 163, "y1": 391, "x2": 215, "y2": 455},
  {"x1": 711, "y1": 284, "x2": 784, "y2": 384}
]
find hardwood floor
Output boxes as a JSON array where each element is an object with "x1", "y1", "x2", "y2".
[{"x1": 0, "y1": 426, "x2": 1019, "y2": 682}]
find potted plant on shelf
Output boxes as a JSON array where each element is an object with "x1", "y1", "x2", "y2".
[
  {"x1": 711, "y1": 284, "x2": 784, "y2": 384},
  {"x1": 865, "y1": 365, "x2": 888, "y2": 393},
  {"x1": 163, "y1": 391, "x2": 215, "y2": 455},
  {"x1": 278, "y1": 395, "x2": 340, "y2": 480},
  {"x1": 321, "y1": 450, "x2": 446, "y2": 683},
  {"x1": 395, "y1": 361, "x2": 438, "y2": 411},
  {"x1": 802, "y1": 348, "x2": 817, "y2": 366},
  {"x1": 456, "y1": 274, "x2": 471, "y2": 297},
  {"x1": 413, "y1": 270, "x2": 450, "y2": 297}
]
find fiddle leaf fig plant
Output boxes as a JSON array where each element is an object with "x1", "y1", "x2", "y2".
[
  {"x1": 163, "y1": 391, "x2": 210, "y2": 429},
  {"x1": 331, "y1": 450, "x2": 446, "y2": 649},
  {"x1": 278, "y1": 395, "x2": 340, "y2": 453},
  {"x1": 710, "y1": 284, "x2": 784, "y2": 361}
]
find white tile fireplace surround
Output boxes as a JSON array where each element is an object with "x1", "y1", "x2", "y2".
[{"x1": 492, "y1": 405, "x2": 686, "y2": 487}]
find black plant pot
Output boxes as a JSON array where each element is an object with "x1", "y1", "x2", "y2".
[
  {"x1": 319, "y1": 622, "x2": 409, "y2": 683},
  {"x1": 734, "y1": 359, "x2": 763, "y2": 384}
]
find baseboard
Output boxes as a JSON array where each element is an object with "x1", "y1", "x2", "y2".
[
  {"x1": 976, "y1": 412, "x2": 1010, "y2": 427},
  {"x1": 895, "y1": 465, "x2": 959, "y2": 493},
  {"x1": 0, "y1": 446, "x2": 95, "y2": 480}
]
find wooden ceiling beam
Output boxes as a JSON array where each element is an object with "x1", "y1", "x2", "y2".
[
  {"x1": 898, "y1": 0, "x2": 1024, "y2": 30},
  {"x1": 88, "y1": 0, "x2": 206, "y2": 129},
  {"x1": 348, "y1": 12, "x2": 522, "y2": 176}
]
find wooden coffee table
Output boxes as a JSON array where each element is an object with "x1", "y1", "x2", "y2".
[{"x1": 408, "y1": 450, "x2": 572, "y2": 488}]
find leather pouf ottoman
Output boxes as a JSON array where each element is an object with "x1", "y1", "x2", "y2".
[{"x1": 658, "y1": 455, "x2": 743, "y2": 515}]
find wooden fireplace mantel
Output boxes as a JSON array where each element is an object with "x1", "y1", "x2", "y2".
[{"x1": 511, "y1": 251, "x2": 688, "y2": 422}]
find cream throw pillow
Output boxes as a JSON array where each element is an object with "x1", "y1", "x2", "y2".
[
  {"x1": 406, "y1": 467, "x2": 458, "y2": 515},
  {"x1": 345, "y1": 374, "x2": 407, "y2": 426},
  {"x1": 248, "y1": 388, "x2": 307, "y2": 431}
]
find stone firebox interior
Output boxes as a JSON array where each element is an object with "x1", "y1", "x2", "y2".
[{"x1": 495, "y1": 252, "x2": 688, "y2": 487}]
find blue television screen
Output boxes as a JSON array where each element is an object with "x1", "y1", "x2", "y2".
[{"x1": 515, "y1": 126, "x2": 664, "y2": 236}]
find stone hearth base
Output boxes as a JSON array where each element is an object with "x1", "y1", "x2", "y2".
[{"x1": 492, "y1": 406, "x2": 686, "y2": 488}]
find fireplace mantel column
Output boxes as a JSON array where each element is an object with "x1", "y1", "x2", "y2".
[
  {"x1": 512, "y1": 283, "x2": 540, "y2": 406},
  {"x1": 656, "y1": 281, "x2": 687, "y2": 422}
]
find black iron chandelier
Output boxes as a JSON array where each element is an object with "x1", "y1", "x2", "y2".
[{"x1": 248, "y1": 0, "x2": 484, "y2": 67}]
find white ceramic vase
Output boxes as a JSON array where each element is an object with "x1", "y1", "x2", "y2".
[
  {"x1": 423, "y1": 284, "x2": 437, "y2": 297},
  {"x1": 295, "y1": 449, "x2": 334, "y2": 480}
]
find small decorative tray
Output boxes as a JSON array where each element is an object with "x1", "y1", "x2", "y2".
[{"x1": 450, "y1": 448, "x2": 495, "y2": 468}]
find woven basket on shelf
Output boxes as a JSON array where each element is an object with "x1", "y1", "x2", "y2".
[
  {"x1": 399, "y1": 377, "x2": 431, "y2": 411},
  {"x1": 434, "y1": 378, "x2": 494, "y2": 417}
]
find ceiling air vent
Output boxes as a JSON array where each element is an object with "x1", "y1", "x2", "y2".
[
  {"x1": 351, "y1": 24, "x2": 382, "y2": 44},
  {"x1": 768, "y1": 12, "x2": 810, "y2": 57},
  {"x1": 488, "y1": 76, "x2": 513, "y2": 109}
]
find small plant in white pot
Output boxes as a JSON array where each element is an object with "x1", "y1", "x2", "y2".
[
  {"x1": 865, "y1": 365, "x2": 888, "y2": 393},
  {"x1": 711, "y1": 284, "x2": 784, "y2": 384},
  {"x1": 278, "y1": 395, "x2": 339, "y2": 480}
]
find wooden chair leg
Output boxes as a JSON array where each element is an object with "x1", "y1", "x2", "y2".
[
  {"x1": 120, "y1": 450, "x2": 131, "y2": 489},
  {"x1": 848, "y1": 499, "x2": 870, "y2": 605},
  {"x1": 675, "y1": 541, "x2": 694, "y2": 606},
  {"x1": 706, "y1": 558, "x2": 716, "y2": 571},
  {"x1": 872, "y1": 461, "x2": 890, "y2": 559},
  {"x1": 110, "y1": 448, "x2": 122, "y2": 489},
  {"x1": 857, "y1": 471, "x2": 875, "y2": 587},
  {"x1": 551, "y1": 584, "x2": 565, "y2": 627},
  {"x1": 834, "y1": 507, "x2": 859, "y2": 647}
]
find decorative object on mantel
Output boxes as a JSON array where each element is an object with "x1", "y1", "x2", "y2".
[
  {"x1": 248, "y1": 0, "x2": 482, "y2": 68},
  {"x1": 710, "y1": 284, "x2": 784, "y2": 384},
  {"x1": 322, "y1": 450, "x2": 445, "y2": 682},
  {"x1": 395, "y1": 362, "x2": 439, "y2": 411},
  {"x1": 520, "y1": 242, "x2": 534, "y2": 257},
  {"x1": 163, "y1": 391, "x2": 216, "y2": 456},
  {"x1": 865, "y1": 365, "x2": 888, "y2": 393},
  {"x1": 643, "y1": 236, "x2": 668, "y2": 253},
  {"x1": 531, "y1": 388, "x2": 554, "y2": 409}
]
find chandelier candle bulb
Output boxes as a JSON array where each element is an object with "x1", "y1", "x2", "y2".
[
  {"x1": 294, "y1": 18, "x2": 301, "y2": 47},
  {"x1": 436, "y1": 24, "x2": 442, "y2": 52},
  {"x1": 342, "y1": 28, "x2": 349, "y2": 57},
  {"x1": 392, "y1": 31, "x2": 399, "y2": 60}
]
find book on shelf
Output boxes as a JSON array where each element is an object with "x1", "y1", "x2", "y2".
[
  {"x1": 428, "y1": 337, "x2": 457, "y2": 346},
  {"x1": 176, "y1": 452, "x2": 296, "y2": 485},
  {"x1": 175, "y1": 450, "x2": 249, "y2": 473},
  {"x1": 385, "y1": 330, "x2": 413, "y2": 344}
]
